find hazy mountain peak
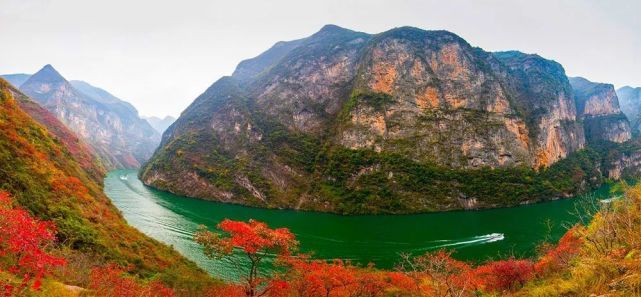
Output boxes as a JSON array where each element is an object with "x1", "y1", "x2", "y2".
[
  {"x1": 15, "y1": 65, "x2": 160, "y2": 169},
  {"x1": 143, "y1": 115, "x2": 176, "y2": 134},
  {"x1": 318, "y1": 24, "x2": 349, "y2": 33},
  {"x1": 27, "y1": 64, "x2": 67, "y2": 84}
]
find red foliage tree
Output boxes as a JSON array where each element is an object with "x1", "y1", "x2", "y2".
[
  {"x1": 399, "y1": 250, "x2": 480, "y2": 297},
  {"x1": 283, "y1": 257, "x2": 356, "y2": 297},
  {"x1": 88, "y1": 264, "x2": 176, "y2": 297},
  {"x1": 534, "y1": 226, "x2": 583, "y2": 274},
  {"x1": 474, "y1": 258, "x2": 534, "y2": 292},
  {"x1": 0, "y1": 192, "x2": 66, "y2": 295},
  {"x1": 194, "y1": 219, "x2": 297, "y2": 297}
]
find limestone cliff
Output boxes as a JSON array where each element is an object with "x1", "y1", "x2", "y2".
[
  {"x1": 141, "y1": 25, "x2": 628, "y2": 214},
  {"x1": 17, "y1": 65, "x2": 160, "y2": 169},
  {"x1": 570, "y1": 77, "x2": 632, "y2": 143}
]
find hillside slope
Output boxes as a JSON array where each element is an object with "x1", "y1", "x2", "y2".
[{"x1": 0, "y1": 78, "x2": 209, "y2": 290}]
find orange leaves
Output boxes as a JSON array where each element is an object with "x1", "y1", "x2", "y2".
[
  {"x1": 195, "y1": 219, "x2": 297, "y2": 259},
  {"x1": 195, "y1": 219, "x2": 298, "y2": 297},
  {"x1": 399, "y1": 249, "x2": 481, "y2": 296},
  {"x1": 283, "y1": 258, "x2": 357, "y2": 296},
  {"x1": 89, "y1": 265, "x2": 176, "y2": 297},
  {"x1": 218, "y1": 219, "x2": 297, "y2": 255},
  {"x1": 195, "y1": 219, "x2": 588, "y2": 297},
  {"x1": 282, "y1": 256, "x2": 418, "y2": 297},
  {"x1": 51, "y1": 175, "x2": 89, "y2": 198},
  {"x1": 474, "y1": 259, "x2": 535, "y2": 292},
  {"x1": 534, "y1": 226, "x2": 583, "y2": 274}
]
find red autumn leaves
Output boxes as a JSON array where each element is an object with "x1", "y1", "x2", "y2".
[
  {"x1": 195, "y1": 219, "x2": 298, "y2": 297},
  {"x1": 0, "y1": 192, "x2": 65, "y2": 295},
  {"x1": 197, "y1": 219, "x2": 584, "y2": 297},
  {"x1": 88, "y1": 265, "x2": 176, "y2": 297},
  {"x1": 0, "y1": 190, "x2": 582, "y2": 297}
]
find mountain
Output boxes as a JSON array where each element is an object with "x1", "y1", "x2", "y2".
[
  {"x1": 9, "y1": 81, "x2": 106, "y2": 181},
  {"x1": 144, "y1": 115, "x2": 176, "y2": 133},
  {"x1": 569, "y1": 77, "x2": 632, "y2": 143},
  {"x1": 16, "y1": 65, "x2": 160, "y2": 169},
  {"x1": 141, "y1": 25, "x2": 639, "y2": 214},
  {"x1": 0, "y1": 73, "x2": 31, "y2": 88},
  {"x1": 617, "y1": 86, "x2": 641, "y2": 130},
  {"x1": 0, "y1": 78, "x2": 209, "y2": 289}
]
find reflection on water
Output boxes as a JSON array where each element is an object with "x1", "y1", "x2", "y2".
[{"x1": 104, "y1": 169, "x2": 612, "y2": 280}]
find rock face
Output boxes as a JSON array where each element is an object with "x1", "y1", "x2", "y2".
[
  {"x1": 141, "y1": 25, "x2": 627, "y2": 214},
  {"x1": 570, "y1": 77, "x2": 632, "y2": 143},
  {"x1": 143, "y1": 115, "x2": 176, "y2": 134},
  {"x1": 617, "y1": 86, "x2": 641, "y2": 130},
  {"x1": 17, "y1": 65, "x2": 160, "y2": 169}
]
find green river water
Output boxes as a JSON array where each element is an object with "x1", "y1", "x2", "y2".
[{"x1": 104, "y1": 169, "x2": 614, "y2": 280}]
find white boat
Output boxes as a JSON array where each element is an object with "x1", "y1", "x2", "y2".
[
  {"x1": 600, "y1": 195, "x2": 623, "y2": 204},
  {"x1": 119, "y1": 175, "x2": 128, "y2": 180}
]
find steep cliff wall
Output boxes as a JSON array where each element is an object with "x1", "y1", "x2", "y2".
[
  {"x1": 142, "y1": 25, "x2": 631, "y2": 214},
  {"x1": 570, "y1": 77, "x2": 632, "y2": 143}
]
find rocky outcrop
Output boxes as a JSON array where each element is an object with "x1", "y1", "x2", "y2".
[
  {"x1": 16, "y1": 65, "x2": 160, "y2": 169},
  {"x1": 141, "y1": 25, "x2": 632, "y2": 214},
  {"x1": 570, "y1": 77, "x2": 632, "y2": 143},
  {"x1": 617, "y1": 86, "x2": 641, "y2": 130},
  {"x1": 608, "y1": 150, "x2": 641, "y2": 179}
]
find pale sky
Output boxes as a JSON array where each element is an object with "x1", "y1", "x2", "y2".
[{"x1": 1, "y1": 0, "x2": 639, "y2": 118}]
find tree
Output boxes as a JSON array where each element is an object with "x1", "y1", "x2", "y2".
[
  {"x1": 398, "y1": 250, "x2": 479, "y2": 297},
  {"x1": 474, "y1": 259, "x2": 534, "y2": 292},
  {"x1": 194, "y1": 219, "x2": 297, "y2": 297},
  {"x1": 534, "y1": 226, "x2": 583, "y2": 274},
  {"x1": 282, "y1": 256, "x2": 356, "y2": 297},
  {"x1": 88, "y1": 264, "x2": 176, "y2": 297},
  {"x1": 0, "y1": 192, "x2": 65, "y2": 295}
]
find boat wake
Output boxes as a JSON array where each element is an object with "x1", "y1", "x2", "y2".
[{"x1": 418, "y1": 233, "x2": 505, "y2": 251}]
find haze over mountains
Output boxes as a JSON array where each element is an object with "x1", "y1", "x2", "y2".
[
  {"x1": 618, "y1": 86, "x2": 641, "y2": 131},
  {"x1": 141, "y1": 25, "x2": 641, "y2": 214},
  {"x1": 143, "y1": 115, "x2": 176, "y2": 134},
  {"x1": 2, "y1": 65, "x2": 160, "y2": 169}
]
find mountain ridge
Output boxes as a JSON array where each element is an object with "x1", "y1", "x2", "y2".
[
  {"x1": 142, "y1": 25, "x2": 641, "y2": 214},
  {"x1": 12, "y1": 65, "x2": 160, "y2": 169}
]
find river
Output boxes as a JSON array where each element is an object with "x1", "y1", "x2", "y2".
[{"x1": 104, "y1": 169, "x2": 614, "y2": 280}]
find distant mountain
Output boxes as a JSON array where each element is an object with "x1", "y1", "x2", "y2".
[
  {"x1": 143, "y1": 115, "x2": 176, "y2": 134},
  {"x1": 617, "y1": 86, "x2": 641, "y2": 131},
  {"x1": 0, "y1": 73, "x2": 31, "y2": 88},
  {"x1": 569, "y1": 77, "x2": 632, "y2": 143},
  {"x1": 142, "y1": 25, "x2": 641, "y2": 214},
  {"x1": 70, "y1": 80, "x2": 126, "y2": 104},
  {"x1": 15, "y1": 65, "x2": 160, "y2": 169}
]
